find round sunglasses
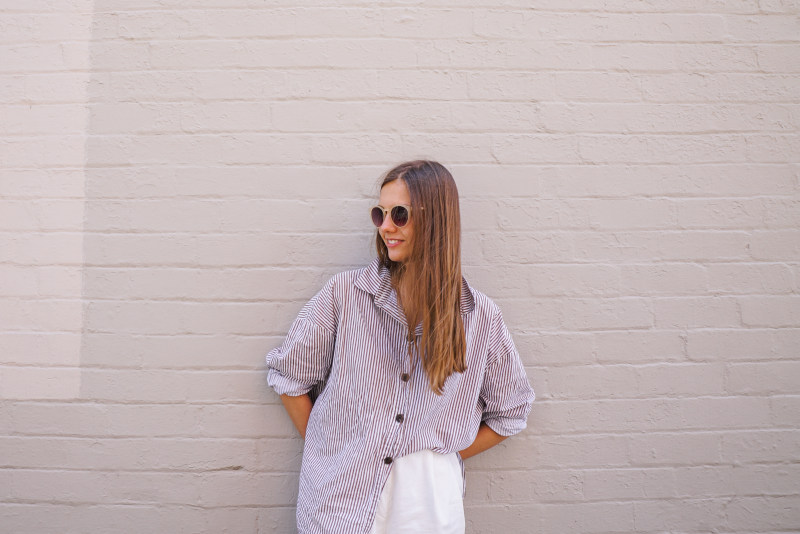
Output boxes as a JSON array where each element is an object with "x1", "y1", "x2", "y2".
[{"x1": 370, "y1": 204, "x2": 413, "y2": 228}]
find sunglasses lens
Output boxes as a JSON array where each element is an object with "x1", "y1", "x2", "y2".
[
  {"x1": 370, "y1": 207, "x2": 384, "y2": 227},
  {"x1": 391, "y1": 206, "x2": 409, "y2": 227}
]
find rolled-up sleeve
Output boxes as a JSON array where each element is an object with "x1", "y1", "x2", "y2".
[
  {"x1": 266, "y1": 278, "x2": 338, "y2": 397},
  {"x1": 480, "y1": 310, "x2": 535, "y2": 436}
]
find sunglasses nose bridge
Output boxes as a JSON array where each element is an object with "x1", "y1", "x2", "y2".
[{"x1": 379, "y1": 210, "x2": 396, "y2": 231}]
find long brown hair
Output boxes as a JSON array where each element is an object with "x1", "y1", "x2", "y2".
[{"x1": 375, "y1": 160, "x2": 467, "y2": 394}]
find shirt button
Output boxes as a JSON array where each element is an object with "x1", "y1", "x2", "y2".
[
  {"x1": 395, "y1": 413, "x2": 404, "y2": 423},
  {"x1": 384, "y1": 457, "x2": 393, "y2": 465},
  {"x1": 401, "y1": 373, "x2": 410, "y2": 382}
]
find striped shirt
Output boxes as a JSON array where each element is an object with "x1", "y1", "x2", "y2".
[{"x1": 266, "y1": 259, "x2": 535, "y2": 534}]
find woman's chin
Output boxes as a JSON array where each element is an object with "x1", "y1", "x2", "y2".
[{"x1": 388, "y1": 250, "x2": 408, "y2": 263}]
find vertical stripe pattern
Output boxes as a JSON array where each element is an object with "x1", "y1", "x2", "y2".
[{"x1": 266, "y1": 259, "x2": 535, "y2": 533}]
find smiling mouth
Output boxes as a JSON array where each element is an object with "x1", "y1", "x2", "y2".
[{"x1": 386, "y1": 239, "x2": 403, "y2": 245}]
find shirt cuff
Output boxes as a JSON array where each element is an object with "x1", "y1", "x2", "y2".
[
  {"x1": 266, "y1": 368, "x2": 315, "y2": 397},
  {"x1": 483, "y1": 415, "x2": 528, "y2": 437}
]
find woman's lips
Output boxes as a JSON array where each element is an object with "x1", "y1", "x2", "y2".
[{"x1": 385, "y1": 238, "x2": 403, "y2": 247}]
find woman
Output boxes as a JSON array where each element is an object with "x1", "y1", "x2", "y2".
[{"x1": 266, "y1": 160, "x2": 535, "y2": 533}]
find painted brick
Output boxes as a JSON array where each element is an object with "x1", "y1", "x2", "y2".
[
  {"x1": 1, "y1": 136, "x2": 86, "y2": 167},
  {"x1": 583, "y1": 198, "x2": 676, "y2": 230},
  {"x1": 633, "y1": 499, "x2": 727, "y2": 532},
  {"x1": 0, "y1": 266, "x2": 81, "y2": 297},
  {"x1": 746, "y1": 133, "x2": 800, "y2": 163},
  {"x1": 475, "y1": 12, "x2": 727, "y2": 42},
  {"x1": 720, "y1": 429, "x2": 800, "y2": 464},
  {"x1": 82, "y1": 300, "x2": 302, "y2": 336},
  {"x1": 0, "y1": 200, "x2": 84, "y2": 231},
  {"x1": 654, "y1": 230, "x2": 753, "y2": 262},
  {"x1": 0, "y1": 503, "x2": 259, "y2": 534},
  {"x1": 81, "y1": 232, "x2": 373, "y2": 268},
  {"x1": 379, "y1": 8, "x2": 474, "y2": 38},
  {"x1": 2, "y1": 103, "x2": 87, "y2": 135},
  {"x1": 492, "y1": 134, "x2": 579, "y2": 164},
  {"x1": 653, "y1": 296, "x2": 741, "y2": 328},
  {"x1": 558, "y1": 297, "x2": 653, "y2": 330},
  {"x1": 594, "y1": 330, "x2": 686, "y2": 364},
  {"x1": 1, "y1": 367, "x2": 81, "y2": 400},
  {"x1": 149, "y1": 39, "x2": 419, "y2": 70},
  {"x1": 640, "y1": 73, "x2": 800, "y2": 102},
  {"x1": 740, "y1": 295, "x2": 800, "y2": 327},
  {"x1": 533, "y1": 396, "x2": 772, "y2": 434},
  {"x1": 749, "y1": 230, "x2": 800, "y2": 260},
  {"x1": 675, "y1": 464, "x2": 800, "y2": 497},
  {"x1": 552, "y1": 164, "x2": 794, "y2": 199},
  {"x1": 769, "y1": 396, "x2": 800, "y2": 428},
  {"x1": 4, "y1": 73, "x2": 90, "y2": 104},
  {"x1": 310, "y1": 133, "x2": 402, "y2": 164},
  {"x1": 618, "y1": 264, "x2": 709, "y2": 295},
  {"x1": 542, "y1": 102, "x2": 800, "y2": 133},
  {"x1": 636, "y1": 362, "x2": 726, "y2": 397},
  {"x1": 0, "y1": 299, "x2": 83, "y2": 332},
  {"x1": 83, "y1": 165, "x2": 380, "y2": 200},
  {"x1": 469, "y1": 263, "x2": 621, "y2": 298},
  {"x1": 523, "y1": 434, "x2": 632, "y2": 470},
  {"x1": 512, "y1": 332, "x2": 594, "y2": 368},
  {"x1": 582, "y1": 467, "x2": 677, "y2": 500},
  {"x1": 579, "y1": 134, "x2": 749, "y2": 165},
  {"x1": 0, "y1": 332, "x2": 81, "y2": 366},
  {"x1": 542, "y1": 502, "x2": 635, "y2": 533},
  {"x1": 0, "y1": 43, "x2": 79, "y2": 73},
  {"x1": 465, "y1": 503, "x2": 543, "y2": 534},
  {"x1": 488, "y1": 468, "x2": 583, "y2": 503},
  {"x1": 725, "y1": 14, "x2": 800, "y2": 42},
  {"x1": 466, "y1": 71, "x2": 556, "y2": 101},
  {"x1": 627, "y1": 431, "x2": 722, "y2": 467},
  {"x1": 197, "y1": 472, "x2": 299, "y2": 507},
  {"x1": 543, "y1": 364, "x2": 638, "y2": 400},
  {"x1": 687, "y1": 328, "x2": 799, "y2": 361},
  {"x1": 81, "y1": 332, "x2": 280, "y2": 369},
  {"x1": 0, "y1": 170, "x2": 86, "y2": 198},
  {"x1": 0, "y1": 13, "x2": 93, "y2": 44},
  {"x1": 756, "y1": 44, "x2": 800, "y2": 72},
  {"x1": 724, "y1": 496, "x2": 800, "y2": 531},
  {"x1": 706, "y1": 262, "x2": 794, "y2": 294},
  {"x1": 759, "y1": 0, "x2": 800, "y2": 13},
  {"x1": 8, "y1": 469, "x2": 204, "y2": 505},
  {"x1": 88, "y1": 369, "x2": 269, "y2": 403},
  {"x1": 0, "y1": 436, "x2": 260, "y2": 471},
  {"x1": 674, "y1": 43, "x2": 760, "y2": 72}
]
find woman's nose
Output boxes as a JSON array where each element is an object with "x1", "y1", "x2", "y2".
[{"x1": 380, "y1": 215, "x2": 396, "y2": 232}]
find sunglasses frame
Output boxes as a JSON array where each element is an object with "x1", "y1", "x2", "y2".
[{"x1": 370, "y1": 204, "x2": 414, "y2": 228}]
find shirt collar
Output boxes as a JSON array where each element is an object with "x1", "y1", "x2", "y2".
[{"x1": 355, "y1": 259, "x2": 475, "y2": 328}]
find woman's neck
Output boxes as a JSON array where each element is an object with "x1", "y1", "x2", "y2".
[{"x1": 392, "y1": 267, "x2": 420, "y2": 332}]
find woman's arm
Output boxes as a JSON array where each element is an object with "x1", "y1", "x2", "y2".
[
  {"x1": 458, "y1": 422, "x2": 508, "y2": 460},
  {"x1": 280, "y1": 393, "x2": 313, "y2": 439}
]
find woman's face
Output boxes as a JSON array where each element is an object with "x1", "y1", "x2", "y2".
[{"x1": 378, "y1": 179, "x2": 414, "y2": 263}]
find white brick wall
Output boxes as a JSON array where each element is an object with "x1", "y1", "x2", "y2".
[{"x1": 1, "y1": 1, "x2": 798, "y2": 532}]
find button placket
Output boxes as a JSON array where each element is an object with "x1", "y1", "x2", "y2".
[{"x1": 383, "y1": 333, "x2": 414, "y2": 467}]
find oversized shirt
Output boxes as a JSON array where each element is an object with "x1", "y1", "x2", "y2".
[{"x1": 266, "y1": 259, "x2": 535, "y2": 534}]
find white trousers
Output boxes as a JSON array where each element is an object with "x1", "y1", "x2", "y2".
[{"x1": 369, "y1": 449, "x2": 465, "y2": 534}]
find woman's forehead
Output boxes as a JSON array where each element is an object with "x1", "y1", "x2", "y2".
[{"x1": 379, "y1": 179, "x2": 410, "y2": 205}]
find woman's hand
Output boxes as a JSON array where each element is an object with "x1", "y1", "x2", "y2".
[
  {"x1": 458, "y1": 422, "x2": 508, "y2": 460},
  {"x1": 280, "y1": 393, "x2": 313, "y2": 439}
]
